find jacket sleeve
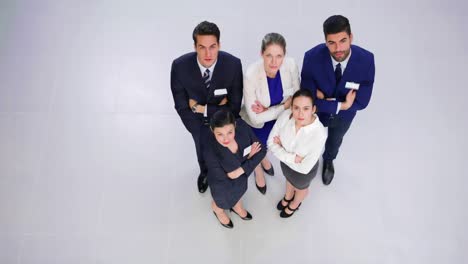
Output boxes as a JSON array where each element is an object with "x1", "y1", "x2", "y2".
[
  {"x1": 243, "y1": 75, "x2": 284, "y2": 125},
  {"x1": 239, "y1": 123, "x2": 266, "y2": 176},
  {"x1": 267, "y1": 111, "x2": 296, "y2": 164},
  {"x1": 301, "y1": 53, "x2": 339, "y2": 115},
  {"x1": 170, "y1": 61, "x2": 203, "y2": 134},
  {"x1": 204, "y1": 141, "x2": 231, "y2": 181},
  {"x1": 286, "y1": 126, "x2": 327, "y2": 174},
  {"x1": 345, "y1": 54, "x2": 375, "y2": 112},
  {"x1": 206, "y1": 59, "x2": 243, "y2": 118}
]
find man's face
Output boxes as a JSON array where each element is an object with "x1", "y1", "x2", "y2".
[
  {"x1": 194, "y1": 35, "x2": 220, "y2": 68},
  {"x1": 325, "y1": 31, "x2": 353, "y2": 62}
]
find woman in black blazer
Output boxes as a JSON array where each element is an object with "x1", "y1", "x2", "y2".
[{"x1": 203, "y1": 110, "x2": 266, "y2": 228}]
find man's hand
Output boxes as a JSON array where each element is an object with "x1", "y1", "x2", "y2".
[
  {"x1": 219, "y1": 97, "x2": 228, "y2": 105},
  {"x1": 189, "y1": 99, "x2": 197, "y2": 108},
  {"x1": 316, "y1": 89, "x2": 325, "y2": 100},
  {"x1": 189, "y1": 98, "x2": 205, "y2": 114},
  {"x1": 340, "y1": 89, "x2": 357, "y2": 110}
]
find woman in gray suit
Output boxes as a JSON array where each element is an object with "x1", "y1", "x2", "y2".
[{"x1": 240, "y1": 33, "x2": 300, "y2": 194}]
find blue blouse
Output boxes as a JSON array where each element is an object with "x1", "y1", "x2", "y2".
[{"x1": 251, "y1": 71, "x2": 284, "y2": 147}]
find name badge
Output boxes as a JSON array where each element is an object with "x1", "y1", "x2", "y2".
[
  {"x1": 214, "y1": 88, "x2": 227, "y2": 96},
  {"x1": 345, "y1": 82, "x2": 360, "y2": 90},
  {"x1": 243, "y1": 145, "x2": 252, "y2": 157}
]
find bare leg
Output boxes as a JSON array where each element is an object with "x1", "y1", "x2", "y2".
[
  {"x1": 232, "y1": 199, "x2": 247, "y2": 218},
  {"x1": 254, "y1": 165, "x2": 265, "y2": 187},
  {"x1": 261, "y1": 157, "x2": 272, "y2": 170},
  {"x1": 212, "y1": 200, "x2": 230, "y2": 225},
  {"x1": 285, "y1": 187, "x2": 309, "y2": 214},
  {"x1": 280, "y1": 180, "x2": 296, "y2": 207}
]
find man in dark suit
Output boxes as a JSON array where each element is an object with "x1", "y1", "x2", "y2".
[
  {"x1": 301, "y1": 15, "x2": 375, "y2": 185},
  {"x1": 170, "y1": 21, "x2": 243, "y2": 193}
]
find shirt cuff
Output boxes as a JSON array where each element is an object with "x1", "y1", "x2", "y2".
[
  {"x1": 336, "y1": 102, "x2": 341, "y2": 114},
  {"x1": 204, "y1": 104, "x2": 208, "y2": 117}
]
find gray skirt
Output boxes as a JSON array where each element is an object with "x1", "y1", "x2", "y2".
[{"x1": 280, "y1": 160, "x2": 319, "y2": 190}]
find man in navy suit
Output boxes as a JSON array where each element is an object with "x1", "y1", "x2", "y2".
[
  {"x1": 170, "y1": 21, "x2": 243, "y2": 193},
  {"x1": 301, "y1": 15, "x2": 375, "y2": 185}
]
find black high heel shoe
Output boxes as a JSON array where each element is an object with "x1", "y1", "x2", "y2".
[
  {"x1": 230, "y1": 208, "x2": 253, "y2": 220},
  {"x1": 262, "y1": 164, "x2": 275, "y2": 176},
  {"x1": 213, "y1": 211, "x2": 233, "y2": 228},
  {"x1": 276, "y1": 194, "x2": 295, "y2": 211},
  {"x1": 254, "y1": 171, "x2": 267, "y2": 195},
  {"x1": 280, "y1": 203, "x2": 302, "y2": 218}
]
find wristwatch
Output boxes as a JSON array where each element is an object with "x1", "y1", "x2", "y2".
[{"x1": 191, "y1": 103, "x2": 198, "y2": 113}]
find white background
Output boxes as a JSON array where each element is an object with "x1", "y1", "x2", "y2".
[{"x1": 0, "y1": 0, "x2": 467, "y2": 263}]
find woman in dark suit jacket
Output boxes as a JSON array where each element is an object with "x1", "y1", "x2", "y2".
[{"x1": 203, "y1": 110, "x2": 266, "y2": 228}]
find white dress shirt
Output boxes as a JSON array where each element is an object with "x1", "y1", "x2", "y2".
[
  {"x1": 267, "y1": 109, "x2": 327, "y2": 174},
  {"x1": 331, "y1": 48, "x2": 352, "y2": 114}
]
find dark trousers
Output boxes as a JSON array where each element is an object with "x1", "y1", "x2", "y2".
[
  {"x1": 191, "y1": 125, "x2": 209, "y2": 175},
  {"x1": 322, "y1": 116, "x2": 352, "y2": 161}
]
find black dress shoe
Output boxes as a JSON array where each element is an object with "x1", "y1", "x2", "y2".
[
  {"x1": 276, "y1": 194, "x2": 295, "y2": 211},
  {"x1": 230, "y1": 208, "x2": 253, "y2": 220},
  {"x1": 262, "y1": 164, "x2": 275, "y2": 176},
  {"x1": 322, "y1": 160, "x2": 335, "y2": 185},
  {"x1": 280, "y1": 202, "x2": 301, "y2": 218},
  {"x1": 197, "y1": 173, "x2": 208, "y2": 193},
  {"x1": 213, "y1": 211, "x2": 233, "y2": 229}
]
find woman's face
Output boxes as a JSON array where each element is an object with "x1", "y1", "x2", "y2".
[
  {"x1": 213, "y1": 124, "x2": 236, "y2": 146},
  {"x1": 262, "y1": 44, "x2": 285, "y2": 77},
  {"x1": 291, "y1": 96, "x2": 315, "y2": 126}
]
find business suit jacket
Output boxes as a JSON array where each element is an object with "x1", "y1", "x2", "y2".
[
  {"x1": 301, "y1": 44, "x2": 375, "y2": 125},
  {"x1": 171, "y1": 51, "x2": 243, "y2": 135},
  {"x1": 203, "y1": 119, "x2": 266, "y2": 209},
  {"x1": 240, "y1": 57, "x2": 300, "y2": 128}
]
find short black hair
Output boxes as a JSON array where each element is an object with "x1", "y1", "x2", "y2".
[
  {"x1": 192, "y1": 21, "x2": 220, "y2": 45},
  {"x1": 323, "y1": 15, "x2": 351, "y2": 37},
  {"x1": 210, "y1": 110, "x2": 235, "y2": 130}
]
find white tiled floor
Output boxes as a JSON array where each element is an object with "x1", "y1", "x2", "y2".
[{"x1": 1, "y1": 0, "x2": 467, "y2": 263}]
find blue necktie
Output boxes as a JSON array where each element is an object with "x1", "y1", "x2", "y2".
[{"x1": 335, "y1": 63, "x2": 342, "y2": 86}]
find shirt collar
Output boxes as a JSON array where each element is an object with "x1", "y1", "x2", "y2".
[
  {"x1": 287, "y1": 114, "x2": 320, "y2": 133},
  {"x1": 197, "y1": 57, "x2": 217, "y2": 76},
  {"x1": 331, "y1": 47, "x2": 352, "y2": 72}
]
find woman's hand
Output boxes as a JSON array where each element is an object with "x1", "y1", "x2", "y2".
[
  {"x1": 248, "y1": 142, "x2": 262, "y2": 159},
  {"x1": 227, "y1": 167, "x2": 245, "y2": 179},
  {"x1": 273, "y1": 136, "x2": 282, "y2": 147},
  {"x1": 283, "y1": 96, "x2": 292, "y2": 109},
  {"x1": 294, "y1": 154, "x2": 304, "y2": 164},
  {"x1": 251, "y1": 100, "x2": 268, "y2": 114}
]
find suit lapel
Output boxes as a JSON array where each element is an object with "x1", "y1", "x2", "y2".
[
  {"x1": 189, "y1": 55, "x2": 207, "y2": 99},
  {"x1": 324, "y1": 52, "x2": 336, "y2": 95},
  {"x1": 209, "y1": 53, "x2": 224, "y2": 97},
  {"x1": 257, "y1": 66, "x2": 271, "y2": 107},
  {"x1": 341, "y1": 47, "x2": 357, "y2": 85}
]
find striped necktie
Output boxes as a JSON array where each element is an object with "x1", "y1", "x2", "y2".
[{"x1": 202, "y1": 69, "x2": 211, "y2": 89}]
